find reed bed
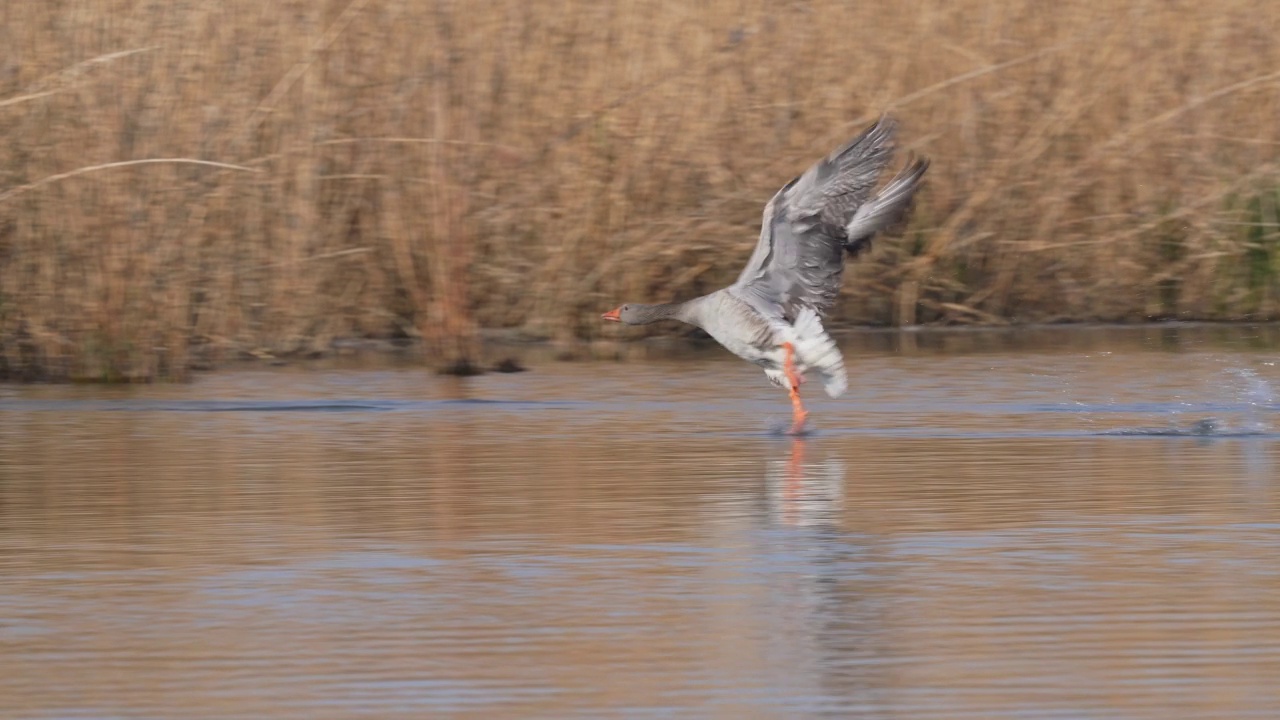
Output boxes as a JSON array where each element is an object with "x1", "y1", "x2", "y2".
[{"x1": 2, "y1": 0, "x2": 1279, "y2": 380}]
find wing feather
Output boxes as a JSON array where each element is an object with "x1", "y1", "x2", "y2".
[{"x1": 731, "y1": 116, "x2": 927, "y2": 320}]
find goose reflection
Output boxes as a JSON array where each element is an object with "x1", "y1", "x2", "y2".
[
  {"x1": 747, "y1": 438, "x2": 896, "y2": 715},
  {"x1": 766, "y1": 437, "x2": 846, "y2": 528}
]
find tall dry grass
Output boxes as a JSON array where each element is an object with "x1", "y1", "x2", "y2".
[{"x1": 2, "y1": 0, "x2": 1280, "y2": 380}]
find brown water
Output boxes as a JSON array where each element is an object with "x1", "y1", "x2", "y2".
[{"x1": 3, "y1": 325, "x2": 1280, "y2": 719}]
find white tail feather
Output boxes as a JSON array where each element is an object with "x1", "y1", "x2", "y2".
[{"x1": 783, "y1": 308, "x2": 847, "y2": 398}]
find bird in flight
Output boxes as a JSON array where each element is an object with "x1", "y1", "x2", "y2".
[{"x1": 603, "y1": 116, "x2": 929, "y2": 435}]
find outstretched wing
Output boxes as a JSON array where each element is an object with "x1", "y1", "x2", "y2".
[{"x1": 731, "y1": 116, "x2": 928, "y2": 320}]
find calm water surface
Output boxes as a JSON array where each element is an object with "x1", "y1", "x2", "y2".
[{"x1": 2, "y1": 325, "x2": 1279, "y2": 719}]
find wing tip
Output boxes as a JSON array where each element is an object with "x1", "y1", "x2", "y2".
[{"x1": 840, "y1": 114, "x2": 899, "y2": 158}]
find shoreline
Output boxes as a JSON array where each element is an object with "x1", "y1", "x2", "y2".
[{"x1": 7, "y1": 319, "x2": 1280, "y2": 384}]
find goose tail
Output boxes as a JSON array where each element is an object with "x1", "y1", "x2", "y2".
[{"x1": 785, "y1": 308, "x2": 847, "y2": 398}]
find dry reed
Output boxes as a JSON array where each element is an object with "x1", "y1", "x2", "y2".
[{"x1": 2, "y1": 0, "x2": 1280, "y2": 380}]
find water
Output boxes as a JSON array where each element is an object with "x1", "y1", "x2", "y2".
[{"x1": 2, "y1": 324, "x2": 1279, "y2": 719}]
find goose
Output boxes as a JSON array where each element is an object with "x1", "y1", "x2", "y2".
[{"x1": 602, "y1": 116, "x2": 929, "y2": 434}]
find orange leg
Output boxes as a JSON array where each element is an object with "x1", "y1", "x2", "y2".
[{"x1": 782, "y1": 342, "x2": 808, "y2": 435}]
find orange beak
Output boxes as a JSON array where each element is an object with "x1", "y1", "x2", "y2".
[{"x1": 601, "y1": 307, "x2": 621, "y2": 322}]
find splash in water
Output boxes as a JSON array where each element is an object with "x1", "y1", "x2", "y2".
[
  {"x1": 1230, "y1": 367, "x2": 1276, "y2": 434},
  {"x1": 1093, "y1": 366, "x2": 1277, "y2": 437}
]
